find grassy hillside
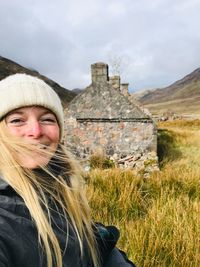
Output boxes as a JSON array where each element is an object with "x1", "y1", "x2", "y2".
[
  {"x1": 133, "y1": 68, "x2": 200, "y2": 116},
  {"x1": 144, "y1": 95, "x2": 200, "y2": 116},
  {"x1": 0, "y1": 56, "x2": 76, "y2": 108},
  {"x1": 142, "y1": 79, "x2": 200, "y2": 116},
  {"x1": 86, "y1": 120, "x2": 200, "y2": 266}
]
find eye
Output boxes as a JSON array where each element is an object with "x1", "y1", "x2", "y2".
[
  {"x1": 43, "y1": 118, "x2": 56, "y2": 123},
  {"x1": 7, "y1": 118, "x2": 25, "y2": 125},
  {"x1": 11, "y1": 119, "x2": 21, "y2": 123},
  {"x1": 40, "y1": 116, "x2": 57, "y2": 124}
]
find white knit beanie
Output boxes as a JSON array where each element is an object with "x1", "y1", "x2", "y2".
[{"x1": 0, "y1": 73, "x2": 64, "y2": 139}]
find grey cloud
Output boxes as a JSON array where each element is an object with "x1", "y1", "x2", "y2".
[{"x1": 0, "y1": 0, "x2": 200, "y2": 91}]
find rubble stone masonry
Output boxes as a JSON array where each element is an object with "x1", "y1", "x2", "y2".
[
  {"x1": 64, "y1": 62, "x2": 158, "y2": 175},
  {"x1": 65, "y1": 119, "x2": 156, "y2": 158}
]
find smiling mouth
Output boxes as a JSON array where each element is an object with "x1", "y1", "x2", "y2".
[
  {"x1": 39, "y1": 144, "x2": 50, "y2": 150},
  {"x1": 31, "y1": 143, "x2": 50, "y2": 150}
]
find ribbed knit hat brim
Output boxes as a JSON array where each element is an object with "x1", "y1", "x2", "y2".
[{"x1": 0, "y1": 73, "x2": 64, "y2": 139}]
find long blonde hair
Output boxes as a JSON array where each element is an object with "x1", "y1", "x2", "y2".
[{"x1": 0, "y1": 120, "x2": 99, "y2": 267}]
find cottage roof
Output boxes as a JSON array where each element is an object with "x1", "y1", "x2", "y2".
[{"x1": 66, "y1": 82, "x2": 151, "y2": 121}]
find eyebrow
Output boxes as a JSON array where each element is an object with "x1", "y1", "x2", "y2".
[
  {"x1": 7, "y1": 110, "x2": 55, "y2": 116},
  {"x1": 6, "y1": 111, "x2": 24, "y2": 117}
]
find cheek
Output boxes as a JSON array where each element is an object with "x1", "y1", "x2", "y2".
[
  {"x1": 48, "y1": 126, "x2": 60, "y2": 143},
  {"x1": 6, "y1": 126, "x2": 23, "y2": 137}
]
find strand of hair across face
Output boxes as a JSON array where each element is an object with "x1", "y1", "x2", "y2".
[{"x1": 0, "y1": 120, "x2": 99, "y2": 267}]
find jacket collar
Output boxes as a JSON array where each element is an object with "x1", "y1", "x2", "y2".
[{"x1": 0, "y1": 178, "x2": 11, "y2": 191}]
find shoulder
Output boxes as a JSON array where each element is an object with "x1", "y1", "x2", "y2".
[
  {"x1": 0, "y1": 178, "x2": 27, "y2": 215},
  {"x1": 0, "y1": 188, "x2": 31, "y2": 234}
]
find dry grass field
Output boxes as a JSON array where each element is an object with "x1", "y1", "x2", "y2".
[
  {"x1": 144, "y1": 97, "x2": 200, "y2": 116},
  {"x1": 86, "y1": 119, "x2": 200, "y2": 267}
]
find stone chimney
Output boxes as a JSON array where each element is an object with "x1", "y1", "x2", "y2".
[
  {"x1": 109, "y1": 75, "x2": 121, "y2": 90},
  {"x1": 91, "y1": 62, "x2": 109, "y2": 83},
  {"x1": 120, "y1": 83, "x2": 129, "y2": 96}
]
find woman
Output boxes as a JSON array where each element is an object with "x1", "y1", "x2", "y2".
[{"x1": 0, "y1": 73, "x2": 135, "y2": 267}]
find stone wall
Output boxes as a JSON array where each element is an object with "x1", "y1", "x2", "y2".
[
  {"x1": 64, "y1": 62, "x2": 158, "y2": 175},
  {"x1": 64, "y1": 117, "x2": 157, "y2": 171}
]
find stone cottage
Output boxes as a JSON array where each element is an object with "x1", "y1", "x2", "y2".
[{"x1": 64, "y1": 62, "x2": 158, "y2": 171}]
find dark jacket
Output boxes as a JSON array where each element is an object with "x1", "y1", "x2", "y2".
[{"x1": 0, "y1": 179, "x2": 135, "y2": 266}]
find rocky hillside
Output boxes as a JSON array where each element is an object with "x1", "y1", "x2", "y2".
[
  {"x1": 0, "y1": 56, "x2": 76, "y2": 108},
  {"x1": 133, "y1": 68, "x2": 200, "y2": 116}
]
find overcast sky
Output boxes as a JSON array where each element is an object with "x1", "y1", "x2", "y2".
[{"x1": 0, "y1": 0, "x2": 200, "y2": 92}]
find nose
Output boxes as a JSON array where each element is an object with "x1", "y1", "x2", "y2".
[{"x1": 26, "y1": 120, "x2": 43, "y2": 138}]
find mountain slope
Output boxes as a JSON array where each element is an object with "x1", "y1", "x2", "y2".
[
  {"x1": 133, "y1": 68, "x2": 200, "y2": 115},
  {"x1": 0, "y1": 56, "x2": 76, "y2": 108}
]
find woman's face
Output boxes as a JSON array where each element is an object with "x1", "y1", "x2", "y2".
[{"x1": 5, "y1": 106, "x2": 60, "y2": 169}]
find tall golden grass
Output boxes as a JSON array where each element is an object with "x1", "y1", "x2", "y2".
[{"x1": 86, "y1": 119, "x2": 200, "y2": 266}]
